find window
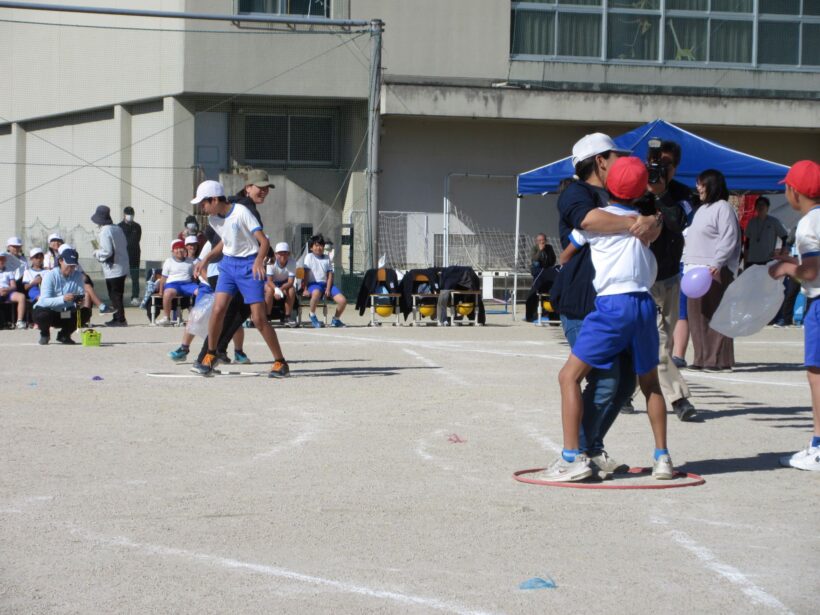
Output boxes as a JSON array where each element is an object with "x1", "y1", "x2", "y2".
[
  {"x1": 243, "y1": 112, "x2": 337, "y2": 167},
  {"x1": 237, "y1": 0, "x2": 329, "y2": 18},
  {"x1": 510, "y1": 1, "x2": 820, "y2": 69}
]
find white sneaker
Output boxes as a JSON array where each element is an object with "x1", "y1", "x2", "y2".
[
  {"x1": 652, "y1": 454, "x2": 675, "y2": 480},
  {"x1": 154, "y1": 316, "x2": 172, "y2": 326},
  {"x1": 780, "y1": 445, "x2": 820, "y2": 471},
  {"x1": 590, "y1": 451, "x2": 629, "y2": 480},
  {"x1": 15, "y1": 320, "x2": 26, "y2": 330},
  {"x1": 540, "y1": 454, "x2": 592, "y2": 482},
  {"x1": 130, "y1": 298, "x2": 140, "y2": 307}
]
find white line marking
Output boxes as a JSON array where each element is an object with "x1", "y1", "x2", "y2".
[
  {"x1": 520, "y1": 423, "x2": 562, "y2": 454},
  {"x1": 402, "y1": 348, "x2": 468, "y2": 385},
  {"x1": 73, "y1": 528, "x2": 499, "y2": 615},
  {"x1": 658, "y1": 524, "x2": 792, "y2": 613},
  {"x1": 685, "y1": 372, "x2": 805, "y2": 388}
]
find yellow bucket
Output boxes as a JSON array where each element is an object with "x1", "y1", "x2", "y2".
[
  {"x1": 81, "y1": 328, "x2": 102, "y2": 347},
  {"x1": 375, "y1": 305, "x2": 393, "y2": 317},
  {"x1": 419, "y1": 305, "x2": 436, "y2": 318},
  {"x1": 456, "y1": 303, "x2": 475, "y2": 316}
]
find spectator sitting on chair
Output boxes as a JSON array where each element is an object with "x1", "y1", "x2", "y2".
[
  {"x1": 185, "y1": 234, "x2": 200, "y2": 260},
  {"x1": 530, "y1": 233, "x2": 556, "y2": 278},
  {"x1": 266, "y1": 241, "x2": 297, "y2": 326},
  {"x1": 156, "y1": 239, "x2": 197, "y2": 326},
  {"x1": 302, "y1": 234, "x2": 347, "y2": 328},
  {"x1": 23, "y1": 247, "x2": 46, "y2": 303},
  {"x1": 0, "y1": 253, "x2": 27, "y2": 329},
  {"x1": 4, "y1": 236, "x2": 27, "y2": 281},
  {"x1": 32, "y1": 248, "x2": 90, "y2": 345}
]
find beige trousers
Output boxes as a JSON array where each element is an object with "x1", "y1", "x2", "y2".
[{"x1": 651, "y1": 275, "x2": 690, "y2": 404}]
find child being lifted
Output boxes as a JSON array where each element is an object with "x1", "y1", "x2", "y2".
[{"x1": 545, "y1": 156, "x2": 673, "y2": 482}]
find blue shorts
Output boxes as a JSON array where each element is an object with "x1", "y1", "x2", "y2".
[
  {"x1": 804, "y1": 298, "x2": 819, "y2": 368},
  {"x1": 572, "y1": 292, "x2": 660, "y2": 375},
  {"x1": 164, "y1": 281, "x2": 199, "y2": 298},
  {"x1": 216, "y1": 254, "x2": 265, "y2": 305},
  {"x1": 308, "y1": 282, "x2": 342, "y2": 297}
]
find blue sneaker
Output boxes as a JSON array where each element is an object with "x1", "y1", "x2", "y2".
[
  {"x1": 234, "y1": 350, "x2": 250, "y2": 364},
  {"x1": 331, "y1": 318, "x2": 346, "y2": 328},
  {"x1": 309, "y1": 314, "x2": 322, "y2": 328},
  {"x1": 168, "y1": 345, "x2": 189, "y2": 362},
  {"x1": 99, "y1": 302, "x2": 114, "y2": 315}
]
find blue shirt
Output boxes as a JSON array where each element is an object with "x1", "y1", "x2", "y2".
[{"x1": 37, "y1": 267, "x2": 86, "y2": 311}]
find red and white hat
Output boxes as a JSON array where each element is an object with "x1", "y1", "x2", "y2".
[
  {"x1": 171, "y1": 239, "x2": 185, "y2": 250},
  {"x1": 606, "y1": 156, "x2": 649, "y2": 201}
]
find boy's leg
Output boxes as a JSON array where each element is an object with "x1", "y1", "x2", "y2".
[
  {"x1": 309, "y1": 288, "x2": 322, "y2": 313},
  {"x1": 12, "y1": 292, "x2": 26, "y2": 321},
  {"x1": 162, "y1": 288, "x2": 177, "y2": 319},
  {"x1": 249, "y1": 302, "x2": 285, "y2": 360},
  {"x1": 558, "y1": 354, "x2": 593, "y2": 451},
  {"x1": 264, "y1": 285, "x2": 274, "y2": 316},
  {"x1": 332, "y1": 292, "x2": 347, "y2": 317},
  {"x1": 285, "y1": 287, "x2": 295, "y2": 316},
  {"x1": 206, "y1": 292, "x2": 233, "y2": 353},
  {"x1": 639, "y1": 369, "x2": 667, "y2": 451},
  {"x1": 808, "y1": 367, "x2": 820, "y2": 441}
]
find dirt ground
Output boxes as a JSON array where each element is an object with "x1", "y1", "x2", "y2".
[{"x1": 1, "y1": 307, "x2": 817, "y2": 614}]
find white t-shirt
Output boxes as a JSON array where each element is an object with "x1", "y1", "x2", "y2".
[
  {"x1": 0, "y1": 270, "x2": 16, "y2": 290},
  {"x1": 266, "y1": 257, "x2": 297, "y2": 284},
  {"x1": 22, "y1": 267, "x2": 44, "y2": 286},
  {"x1": 302, "y1": 252, "x2": 333, "y2": 284},
  {"x1": 569, "y1": 203, "x2": 658, "y2": 296},
  {"x1": 208, "y1": 203, "x2": 262, "y2": 258},
  {"x1": 197, "y1": 241, "x2": 220, "y2": 281},
  {"x1": 796, "y1": 206, "x2": 820, "y2": 299},
  {"x1": 161, "y1": 257, "x2": 195, "y2": 284}
]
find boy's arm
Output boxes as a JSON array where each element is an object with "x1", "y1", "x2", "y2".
[
  {"x1": 558, "y1": 243, "x2": 578, "y2": 266},
  {"x1": 252, "y1": 230, "x2": 269, "y2": 280},
  {"x1": 325, "y1": 267, "x2": 333, "y2": 297},
  {"x1": 770, "y1": 255, "x2": 819, "y2": 282},
  {"x1": 193, "y1": 241, "x2": 222, "y2": 280}
]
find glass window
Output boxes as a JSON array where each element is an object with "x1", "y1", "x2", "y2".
[
  {"x1": 238, "y1": 0, "x2": 329, "y2": 17},
  {"x1": 803, "y1": 23, "x2": 820, "y2": 65},
  {"x1": 245, "y1": 115, "x2": 288, "y2": 162},
  {"x1": 290, "y1": 116, "x2": 334, "y2": 164},
  {"x1": 244, "y1": 113, "x2": 335, "y2": 165},
  {"x1": 712, "y1": 0, "x2": 753, "y2": 11},
  {"x1": 667, "y1": 0, "x2": 707, "y2": 9},
  {"x1": 511, "y1": 9, "x2": 555, "y2": 55},
  {"x1": 665, "y1": 17, "x2": 706, "y2": 61},
  {"x1": 610, "y1": 0, "x2": 659, "y2": 7},
  {"x1": 558, "y1": 0, "x2": 601, "y2": 5},
  {"x1": 709, "y1": 19, "x2": 752, "y2": 63},
  {"x1": 758, "y1": 21, "x2": 799, "y2": 64},
  {"x1": 759, "y1": 0, "x2": 800, "y2": 14},
  {"x1": 805, "y1": 0, "x2": 820, "y2": 15},
  {"x1": 608, "y1": 14, "x2": 660, "y2": 60},
  {"x1": 557, "y1": 12, "x2": 601, "y2": 57}
]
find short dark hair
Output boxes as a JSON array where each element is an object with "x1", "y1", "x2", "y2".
[
  {"x1": 660, "y1": 141, "x2": 682, "y2": 167},
  {"x1": 123, "y1": 206, "x2": 135, "y2": 215},
  {"x1": 755, "y1": 196, "x2": 770, "y2": 208},
  {"x1": 308, "y1": 234, "x2": 326, "y2": 248},
  {"x1": 696, "y1": 169, "x2": 729, "y2": 204}
]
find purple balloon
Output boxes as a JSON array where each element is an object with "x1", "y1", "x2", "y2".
[{"x1": 681, "y1": 267, "x2": 712, "y2": 299}]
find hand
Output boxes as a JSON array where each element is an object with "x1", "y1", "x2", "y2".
[
  {"x1": 274, "y1": 286, "x2": 284, "y2": 300},
  {"x1": 253, "y1": 260, "x2": 266, "y2": 281},
  {"x1": 193, "y1": 261, "x2": 205, "y2": 280},
  {"x1": 63, "y1": 293, "x2": 75, "y2": 302},
  {"x1": 708, "y1": 266, "x2": 720, "y2": 281},
  {"x1": 630, "y1": 215, "x2": 662, "y2": 245},
  {"x1": 771, "y1": 253, "x2": 798, "y2": 265}
]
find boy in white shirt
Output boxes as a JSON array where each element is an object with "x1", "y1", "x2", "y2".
[
  {"x1": 23, "y1": 247, "x2": 46, "y2": 303},
  {"x1": 302, "y1": 234, "x2": 347, "y2": 328},
  {"x1": 769, "y1": 159, "x2": 820, "y2": 472},
  {"x1": 192, "y1": 180, "x2": 288, "y2": 377},
  {"x1": 545, "y1": 157, "x2": 672, "y2": 482},
  {"x1": 156, "y1": 239, "x2": 198, "y2": 326},
  {"x1": 0, "y1": 253, "x2": 27, "y2": 329},
  {"x1": 265, "y1": 241, "x2": 298, "y2": 326}
]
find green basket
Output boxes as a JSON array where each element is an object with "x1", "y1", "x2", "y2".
[{"x1": 81, "y1": 328, "x2": 102, "y2": 347}]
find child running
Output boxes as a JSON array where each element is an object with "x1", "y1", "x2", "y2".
[
  {"x1": 191, "y1": 180, "x2": 289, "y2": 378},
  {"x1": 302, "y1": 234, "x2": 347, "y2": 328},
  {"x1": 545, "y1": 156, "x2": 672, "y2": 482},
  {"x1": 769, "y1": 159, "x2": 820, "y2": 472}
]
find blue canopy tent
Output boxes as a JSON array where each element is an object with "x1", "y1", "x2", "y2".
[{"x1": 511, "y1": 119, "x2": 790, "y2": 317}]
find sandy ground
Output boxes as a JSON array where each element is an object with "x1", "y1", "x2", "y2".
[{"x1": 1, "y1": 307, "x2": 818, "y2": 614}]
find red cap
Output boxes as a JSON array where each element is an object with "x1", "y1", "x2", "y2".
[
  {"x1": 171, "y1": 239, "x2": 185, "y2": 251},
  {"x1": 606, "y1": 156, "x2": 649, "y2": 201},
  {"x1": 780, "y1": 160, "x2": 820, "y2": 198}
]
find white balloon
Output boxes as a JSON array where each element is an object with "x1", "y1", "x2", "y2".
[{"x1": 710, "y1": 265, "x2": 784, "y2": 338}]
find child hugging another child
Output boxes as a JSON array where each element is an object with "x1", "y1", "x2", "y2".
[{"x1": 544, "y1": 156, "x2": 673, "y2": 482}]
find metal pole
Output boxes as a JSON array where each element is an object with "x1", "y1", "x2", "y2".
[
  {"x1": 0, "y1": 1, "x2": 371, "y2": 26},
  {"x1": 365, "y1": 19, "x2": 383, "y2": 271},
  {"x1": 443, "y1": 174, "x2": 450, "y2": 267},
  {"x1": 512, "y1": 195, "x2": 521, "y2": 321}
]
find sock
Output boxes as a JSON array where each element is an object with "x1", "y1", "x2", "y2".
[
  {"x1": 811, "y1": 436, "x2": 820, "y2": 448},
  {"x1": 562, "y1": 448, "x2": 579, "y2": 462},
  {"x1": 180, "y1": 344, "x2": 189, "y2": 350},
  {"x1": 654, "y1": 448, "x2": 669, "y2": 460}
]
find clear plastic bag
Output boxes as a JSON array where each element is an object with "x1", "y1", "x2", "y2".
[
  {"x1": 710, "y1": 265, "x2": 784, "y2": 338},
  {"x1": 186, "y1": 288, "x2": 214, "y2": 339}
]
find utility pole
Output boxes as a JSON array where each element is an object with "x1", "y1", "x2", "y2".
[{"x1": 365, "y1": 19, "x2": 384, "y2": 270}]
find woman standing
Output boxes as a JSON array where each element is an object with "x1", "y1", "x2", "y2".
[{"x1": 682, "y1": 169, "x2": 741, "y2": 371}]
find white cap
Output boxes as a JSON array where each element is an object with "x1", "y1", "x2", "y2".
[
  {"x1": 190, "y1": 180, "x2": 225, "y2": 204},
  {"x1": 274, "y1": 242, "x2": 290, "y2": 253},
  {"x1": 47, "y1": 233, "x2": 63, "y2": 243},
  {"x1": 570, "y1": 133, "x2": 631, "y2": 168},
  {"x1": 184, "y1": 235, "x2": 199, "y2": 245},
  {"x1": 58, "y1": 243, "x2": 74, "y2": 254},
  {"x1": 7, "y1": 236, "x2": 22, "y2": 246},
  {"x1": 29, "y1": 247, "x2": 44, "y2": 257}
]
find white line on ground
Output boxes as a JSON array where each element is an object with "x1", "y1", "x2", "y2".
[
  {"x1": 402, "y1": 348, "x2": 469, "y2": 385},
  {"x1": 520, "y1": 423, "x2": 562, "y2": 455},
  {"x1": 73, "y1": 528, "x2": 499, "y2": 615},
  {"x1": 684, "y1": 372, "x2": 805, "y2": 388},
  {"x1": 651, "y1": 519, "x2": 793, "y2": 613}
]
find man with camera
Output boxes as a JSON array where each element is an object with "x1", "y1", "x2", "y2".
[
  {"x1": 643, "y1": 140, "x2": 697, "y2": 421},
  {"x1": 32, "y1": 248, "x2": 90, "y2": 345}
]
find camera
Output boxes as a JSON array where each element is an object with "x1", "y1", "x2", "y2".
[{"x1": 646, "y1": 137, "x2": 668, "y2": 185}]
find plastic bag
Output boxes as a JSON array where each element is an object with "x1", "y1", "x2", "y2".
[
  {"x1": 710, "y1": 265, "x2": 784, "y2": 338},
  {"x1": 186, "y1": 288, "x2": 214, "y2": 339}
]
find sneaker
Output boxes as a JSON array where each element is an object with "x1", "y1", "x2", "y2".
[
  {"x1": 772, "y1": 321, "x2": 785, "y2": 328},
  {"x1": 589, "y1": 451, "x2": 629, "y2": 480},
  {"x1": 154, "y1": 316, "x2": 172, "y2": 326},
  {"x1": 99, "y1": 303, "x2": 114, "y2": 314},
  {"x1": 309, "y1": 314, "x2": 322, "y2": 329},
  {"x1": 105, "y1": 319, "x2": 127, "y2": 327},
  {"x1": 268, "y1": 359, "x2": 290, "y2": 378},
  {"x1": 330, "y1": 318, "x2": 346, "y2": 328},
  {"x1": 243, "y1": 319, "x2": 255, "y2": 329},
  {"x1": 55, "y1": 333, "x2": 76, "y2": 345},
  {"x1": 234, "y1": 350, "x2": 250, "y2": 364},
  {"x1": 15, "y1": 320, "x2": 26, "y2": 330},
  {"x1": 216, "y1": 351, "x2": 231, "y2": 364},
  {"x1": 539, "y1": 454, "x2": 593, "y2": 482},
  {"x1": 286, "y1": 316, "x2": 299, "y2": 328},
  {"x1": 192, "y1": 352, "x2": 217, "y2": 376},
  {"x1": 619, "y1": 399, "x2": 638, "y2": 414},
  {"x1": 671, "y1": 355, "x2": 687, "y2": 368},
  {"x1": 168, "y1": 346, "x2": 189, "y2": 362},
  {"x1": 672, "y1": 398, "x2": 697, "y2": 422},
  {"x1": 130, "y1": 298, "x2": 140, "y2": 307},
  {"x1": 652, "y1": 454, "x2": 675, "y2": 480},
  {"x1": 38, "y1": 334, "x2": 49, "y2": 345},
  {"x1": 779, "y1": 446, "x2": 820, "y2": 471},
  {"x1": 686, "y1": 365, "x2": 703, "y2": 371}
]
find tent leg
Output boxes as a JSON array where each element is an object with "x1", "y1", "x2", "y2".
[{"x1": 512, "y1": 196, "x2": 521, "y2": 321}]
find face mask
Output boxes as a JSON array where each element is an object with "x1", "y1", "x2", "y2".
[{"x1": 125, "y1": 215, "x2": 134, "y2": 222}]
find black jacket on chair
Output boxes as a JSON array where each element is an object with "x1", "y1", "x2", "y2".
[
  {"x1": 398, "y1": 267, "x2": 440, "y2": 319},
  {"x1": 355, "y1": 268, "x2": 401, "y2": 315},
  {"x1": 439, "y1": 265, "x2": 486, "y2": 325}
]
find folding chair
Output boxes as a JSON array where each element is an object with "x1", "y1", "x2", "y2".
[
  {"x1": 369, "y1": 268, "x2": 401, "y2": 326},
  {"x1": 448, "y1": 289, "x2": 481, "y2": 326},
  {"x1": 535, "y1": 293, "x2": 560, "y2": 326},
  {"x1": 410, "y1": 273, "x2": 438, "y2": 326}
]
